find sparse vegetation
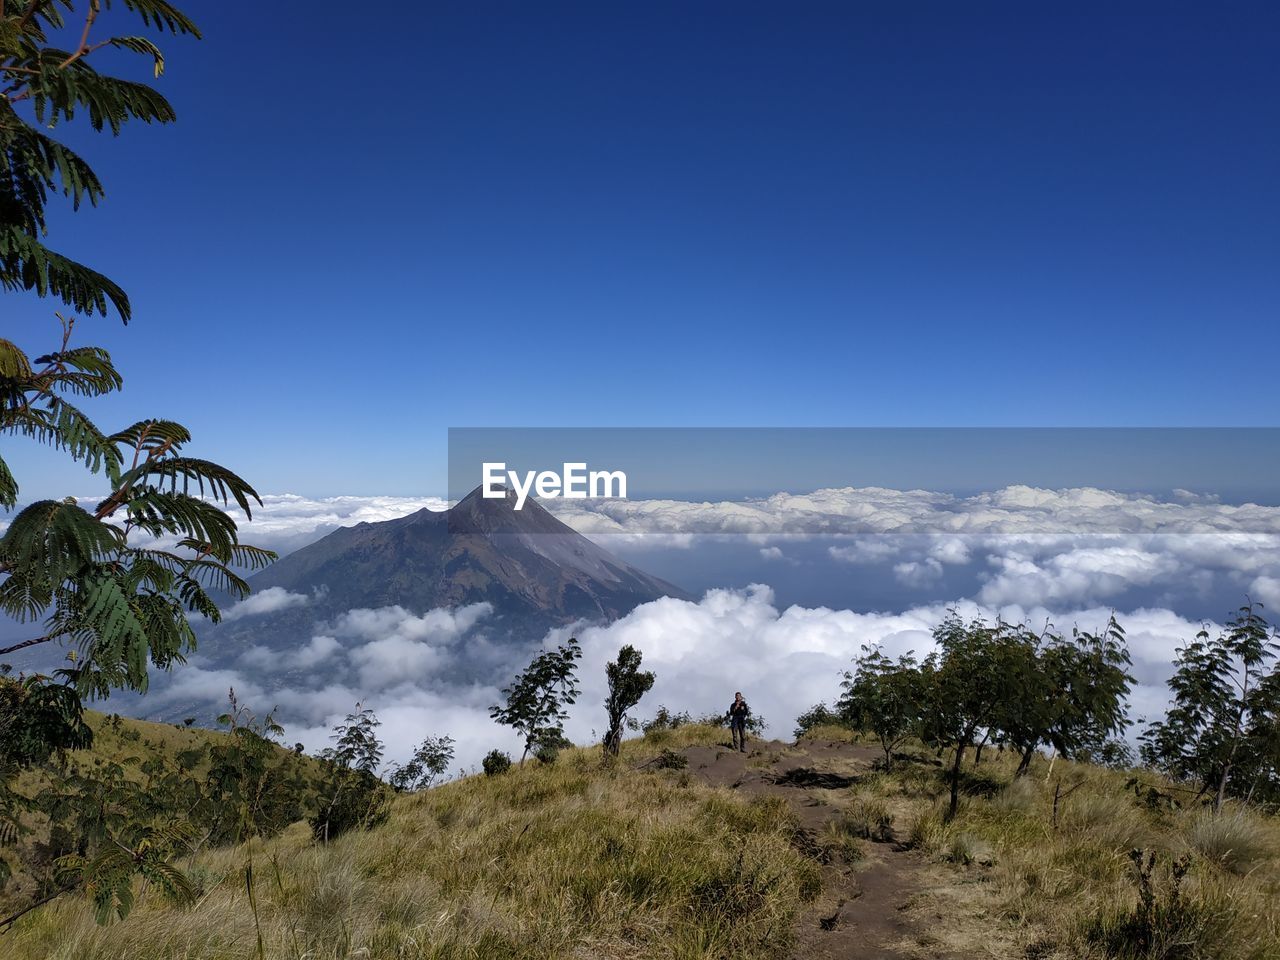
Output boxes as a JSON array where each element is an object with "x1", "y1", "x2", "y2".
[{"x1": 1, "y1": 725, "x2": 822, "y2": 959}]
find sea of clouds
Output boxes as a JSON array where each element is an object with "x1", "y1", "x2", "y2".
[{"x1": 115, "y1": 485, "x2": 1280, "y2": 777}]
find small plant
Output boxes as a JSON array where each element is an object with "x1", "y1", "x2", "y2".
[
  {"x1": 650, "y1": 749, "x2": 688, "y2": 770},
  {"x1": 482, "y1": 750, "x2": 512, "y2": 776},
  {"x1": 643, "y1": 706, "x2": 692, "y2": 735},
  {"x1": 843, "y1": 795, "x2": 895, "y2": 842},
  {"x1": 1085, "y1": 849, "x2": 1235, "y2": 959},
  {"x1": 388, "y1": 735, "x2": 456, "y2": 792}
]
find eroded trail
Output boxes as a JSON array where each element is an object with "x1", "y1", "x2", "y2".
[{"x1": 679, "y1": 737, "x2": 950, "y2": 960}]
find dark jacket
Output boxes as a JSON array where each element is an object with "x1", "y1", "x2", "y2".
[{"x1": 728, "y1": 699, "x2": 750, "y2": 723}]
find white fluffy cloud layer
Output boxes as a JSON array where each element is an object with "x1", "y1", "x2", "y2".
[
  {"x1": 549, "y1": 485, "x2": 1280, "y2": 537},
  {"x1": 221, "y1": 586, "x2": 311, "y2": 621},
  {"x1": 222, "y1": 495, "x2": 449, "y2": 553},
  {"x1": 148, "y1": 587, "x2": 1208, "y2": 777}
]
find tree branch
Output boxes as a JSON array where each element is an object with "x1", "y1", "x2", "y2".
[
  {"x1": 0, "y1": 635, "x2": 52, "y2": 657},
  {"x1": 58, "y1": 0, "x2": 101, "y2": 70}
]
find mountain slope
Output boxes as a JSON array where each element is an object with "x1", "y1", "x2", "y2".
[{"x1": 244, "y1": 486, "x2": 691, "y2": 633}]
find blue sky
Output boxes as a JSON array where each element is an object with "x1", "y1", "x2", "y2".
[{"x1": 8, "y1": 2, "x2": 1280, "y2": 497}]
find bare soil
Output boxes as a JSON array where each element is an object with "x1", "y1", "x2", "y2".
[{"x1": 678, "y1": 737, "x2": 952, "y2": 960}]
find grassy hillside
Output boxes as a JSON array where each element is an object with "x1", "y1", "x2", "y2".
[{"x1": 3, "y1": 722, "x2": 1279, "y2": 960}]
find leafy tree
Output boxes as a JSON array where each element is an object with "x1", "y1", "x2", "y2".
[
  {"x1": 388, "y1": 735, "x2": 455, "y2": 792},
  {"x1": 1001, "y1": 616, "x2": 1133, "y2": 776},
  {"x1": 1140, "y1": 604, "x2": 1280, "y2": 812},
  {"x1": 1, "y1": 0, "x2": 270, "y2": 797},
  {"x1": 312, "y1": 704, "x2": 389, "y2": 842},
  {"x1": 198, "y1": 689, "x2": 317, "y2": 845},
  {"x1": 0, "y1": 672, "x2": 91, "y2": 887},
  {"x1": 490, "y1": 637, "x2": 581, "y2": 765},
  {"x1": 838, "y1": 647, "x2": 925, "y2": 771},
  {"x1": 921, "y1": 612, "x2": 1031, "y2": 820},
  {"x1": 602, "y1": 644, "x2": 655, "y2": 756}
]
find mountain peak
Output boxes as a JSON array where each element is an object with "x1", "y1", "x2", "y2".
[{"x1": 238, "y1": 489, "x2": 691, "y2": 643}]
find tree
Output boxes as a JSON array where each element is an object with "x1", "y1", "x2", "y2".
[
  {"x1": 838, "y1": 646, "x2": 925, "y2": 771},
  {"x1": 388, "y1": 735, "x2": 455, "y2": 791},
  {"x1": 312, "y1": 704, "x2": 389, "y2": 842},
  {"x1": 0, "y1": 1, "x2": 270, "y2": 765},
  {"x1": 1140, "y1": 604, "x2": 1279, "y2": 812},
  {"x1": 602, "y1": 644, "x2": 655, "y2": 756},
  {"x1": 989, "y1": 615, "x2": 1133, "y2": 777},
  {"x1": 921, "y1": 612, "x2": 1030, "y2": 820},
  {"x1": 490, "y1": 637, "x2": 582, "y2": 765}
]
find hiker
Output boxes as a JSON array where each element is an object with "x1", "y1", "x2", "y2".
[{"x1": 728, "y1": 691, "x2": 751, "y2": 752}]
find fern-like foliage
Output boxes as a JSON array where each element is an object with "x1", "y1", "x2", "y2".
[{"x1": 1, "y1": 0, "x2": 200, "y2": 319}]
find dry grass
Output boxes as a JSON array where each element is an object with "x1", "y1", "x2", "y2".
[
  {"x1": 6, "y1": 723, "x2": 1280, "y2": 960},
  {"x1": 888, "y1": 746, "x2": 1280, "y2": 960},
  {"x1": 3, "y1": 725, "x2": 821, "y2": 960}
]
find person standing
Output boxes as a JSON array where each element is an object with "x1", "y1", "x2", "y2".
[{"x1": 728, "y1": 691, "x2": 751, "y2": 752}]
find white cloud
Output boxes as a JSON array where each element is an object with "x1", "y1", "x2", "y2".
[
  {"x1": 1249, "y1": 575, "x2": 1280, "y2": 609},
  {"x1": 829, "y1": 540, "x2": 903, "y2": 564},
  {"x1": 241, "y1": 634, "x2": 341, "y2": 671},
  {"x1": 549, "y1": 485, "x2": 1280, "y2": 537},
  {"x1": 139, "y1": 587, "x2": 1214, "y2": 775},
  {"x1": 894, "y1": 558, "x2": 944, "y2": 587},
  {"x1": 978, "y1": 546, "x2": 1181, "y2": 607},
  {"x1": 222, "y1": 586, "x2": 311, "y2": 621}
]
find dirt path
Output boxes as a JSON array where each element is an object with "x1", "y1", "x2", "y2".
[{"x1": 678, "y1": 737, "x2": 947, "y2": 960}]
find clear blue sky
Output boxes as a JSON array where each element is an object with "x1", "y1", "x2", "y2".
[{"x1": 9, "y1": 2, "x2": 1279, "y2": 497}]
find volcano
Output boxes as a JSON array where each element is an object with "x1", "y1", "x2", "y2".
[{"x1": 239, "y1": 486, "x2": 691, "y2": 637}]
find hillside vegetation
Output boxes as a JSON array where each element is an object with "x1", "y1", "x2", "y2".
[{"x1": 4, "y1": 721, "x2": 1278, "y2": 960}]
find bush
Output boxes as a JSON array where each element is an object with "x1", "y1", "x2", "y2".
[
  {"x1": 534, "y1": 742, "x2": 561, "y2": 765},
  {"x1": 482, "y1": 749, "x2": 512, "y2": 776},
  {"x1": 310, "y1": 767, "x2": 390, "y2": 842},
  {"x1": 643, "y1": 706, "x2": 692, "y2": 735},
  {"x1": 793, "y1": 702, "x2": 844, "y2": 739},
  {"x1": 651, "y1": 749, "x2": 688, "y2": 770}
]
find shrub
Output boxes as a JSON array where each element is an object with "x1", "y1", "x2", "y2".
[
  {"x1": 482, "y1": 749, "x2": 512, "y2": 776},
  {"x1": 643, "y1": 706, "x2": 692, "y2": 735},
  {"x1": 310, "y1": 768, "x2": 390, "y2": 842},
  {"x1": 793, "y1": 702, "x2": 843, "y2": 739},
  {"x1": 534, "y1": 742, "x2": 561, "y2": 765},
  {"x1": 649, "y1": 749, "x2": 688, "y2": 770}
]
